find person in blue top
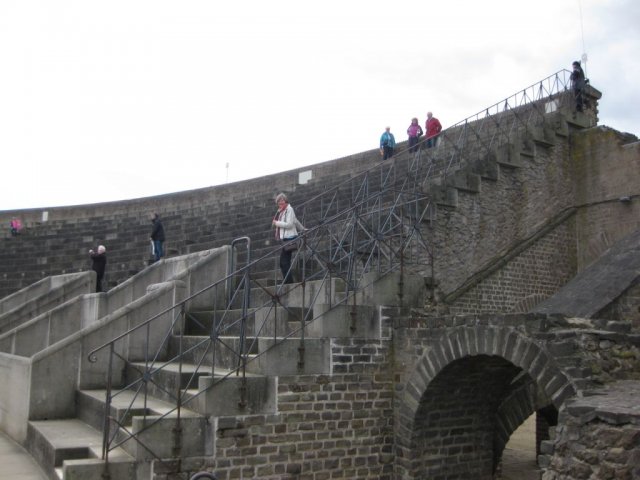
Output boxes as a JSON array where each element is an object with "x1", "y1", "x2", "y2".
[{"x1": 379, "y1": 126, "x2": 396, "y2": 160}]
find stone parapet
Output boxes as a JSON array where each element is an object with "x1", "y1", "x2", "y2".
[{"x1": 541, "y1": 380, "x2": 640, "y2": 480}]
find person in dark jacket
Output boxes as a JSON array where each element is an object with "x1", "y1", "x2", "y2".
[
  {"x1": 570, "y1": 60, "x2": 586, "y2": 112},
  {"x1": 89, "y1": 245, "x2": 107, "y2": 292},
  {"x1": 150, "y1": 213, "x2": 165, "y2": 262}
]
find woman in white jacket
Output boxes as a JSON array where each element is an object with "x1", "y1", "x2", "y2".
[{"x1": 272, "y1": 192, "x2": 304, "y2": 284}]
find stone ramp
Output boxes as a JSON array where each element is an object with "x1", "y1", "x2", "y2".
[
  {"x1": 0, "y1": 431, "x2": 47, "y2": 480},
  {"x1": 532, "y1": 227, "x2": 640, "y2": 318}
]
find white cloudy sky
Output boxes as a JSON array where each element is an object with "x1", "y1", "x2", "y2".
[{"x1": 0, "y1": 0, "x2": 638, "y2": 210}]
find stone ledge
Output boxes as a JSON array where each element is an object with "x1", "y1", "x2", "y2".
[{"x1": 563, "y1": 380, "x2": 640, "y2": 425}]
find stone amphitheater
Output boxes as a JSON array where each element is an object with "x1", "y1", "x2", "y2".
[{"x1": 0, "y1": 70, "x2": 639, "y2": 480}]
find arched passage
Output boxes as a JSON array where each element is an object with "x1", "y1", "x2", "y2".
[{"x1": 394, "y1": 326, "x2": 575, "y2": 479}]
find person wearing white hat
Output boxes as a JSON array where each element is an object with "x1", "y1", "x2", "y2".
[{"x1": 89, "y1": 245, "x2": 107, "y2": 292}]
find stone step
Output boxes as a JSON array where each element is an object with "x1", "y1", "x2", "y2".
[
  {"x1": 123, "y1": 361, "x2": 215, "y2": 400},
  {"x1": 185, "y1": 305, "x2": 303, "y2": 337},
  {"x1": 26, "y1": 418, "x2": 134, "y2": 479},
  {"x1": 77, "y1": 388, "x2": 203, "y2": 432},
  {"x1": 173, "y1": 336, "x2": 260, "y2": 371},
  {"x1": 75, "y1": 388, "x2": 211, "y2": 461}
]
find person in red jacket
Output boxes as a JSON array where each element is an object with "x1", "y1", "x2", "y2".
[{"x1": 425, "y1": 112, "x2": 442, "y2": 148}]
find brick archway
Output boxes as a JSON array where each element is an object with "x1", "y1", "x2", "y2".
[{"x1": 394, "y1": 325, "x2": 577, "y2": 479}]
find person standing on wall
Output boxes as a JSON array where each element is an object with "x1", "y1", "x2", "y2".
[
  {"x1": 570, "y1": 60, "x2": 586, "y2": 112},
  {"x1": 89, "y1": 245, "x2": 107, "y2": 292},
  {"x1": 379, "y1": 126, "x2": 396, "y2": 160},
  {"x1": 272, "y1": 193, "x2": 304, "y2": 285},
  {"x1": 425, "y1": 112, "x2": 442, "y2": 148},
  {"x1": 150, "y1": 213, "x2": 165, "y2": 262},
  {"x1": 406, "y1": 117, "x2": 423, "y2": 153},
  {"x1": 9, "y1": 217, "x2": 22, "y2": 236}
]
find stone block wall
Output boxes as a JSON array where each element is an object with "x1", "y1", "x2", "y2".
[
  {"x1": 540, "y1": 381, "x2": 640, "y2": 480},
  {"x1": 571, "y1": 127, "x2": 640, "y2": 270},
  {"x1": 0, "y1": 149, "x2": 380, "y2": 298},
  {"x1": 597, "y1": 282, "x2": 640, "y2": 331}
]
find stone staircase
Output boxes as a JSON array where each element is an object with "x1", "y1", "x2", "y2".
[
  {"x1": 18, "y1": 256, "x2": 416, "y2": 479},
  {"x1": 425, "y1": 109, "x2": 592, "y2": 210},
  {"x1": 418, "y1": 107, "x2": 596, "y2": 310},
  {"x1": 2, "y1": 180, "x2": 424, "y2": 478}
]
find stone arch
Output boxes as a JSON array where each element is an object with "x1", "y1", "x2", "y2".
[
  {"x1": 492, "y1": 373, "x2": 559, "y2": 470},
  {"x1": 394, "y1": 325, "x2": 577, "y2": 479}
]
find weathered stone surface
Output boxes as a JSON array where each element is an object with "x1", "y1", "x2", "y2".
[
  {"x1": 542, "y1": 381, "x2": 640, "y2": 480},
  {"x1": 533, "y1": 228, "x2": 640, "y2": 319}
]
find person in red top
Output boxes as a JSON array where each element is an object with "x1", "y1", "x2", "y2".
[{"x1": 425, "y1": 112, "x2": 442, "y2": 148}]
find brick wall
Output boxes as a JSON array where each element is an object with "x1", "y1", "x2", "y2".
[
  {"x1": 410, "y1": 355, "x2": 521, "y2": 479},
  {"x1": 424, "y1": 131, "x2": 577, "y2": 298},
  {"x1": 168, "y1": 338, "x2": 395, "y2": 480},
  {"x1": 423, "y1": 125, "x2": 639, "y2": 317},
  {"x1": 447, "y1": 219, "x2": 576, "y2": 314}
]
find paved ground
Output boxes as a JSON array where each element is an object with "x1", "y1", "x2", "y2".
[
  {"x1": 501, "y1": 414, "x2": 541, "y2": 480},
  {"x1": 0, "y1": 431, "x2": 47, "y2": 480}
]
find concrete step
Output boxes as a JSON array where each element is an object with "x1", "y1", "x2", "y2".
[
  {"x1": 26, "y1": 418, "x2": 135, "y2": 480},
  {"x1": 76, "y1": 389, "x2": 211, "y2": 461},
  {"x1": 123, "y1": 361, "x2": 215, "y2": 400},
  {"x1": 174, "y1": 335, "x2": 259, "y2": 371},
  {"x1": 185, "y1": 305, "x2": 303, "y2": 337}
]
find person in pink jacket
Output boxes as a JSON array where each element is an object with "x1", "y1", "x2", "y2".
[
  {"x1": 425, "y1": 112, "x2": 442, "y2": 148},
  {"x1": 9, "y1": 218, "x2": 22, "y2": 236},
  {"x1": 406, "y1": 118, "x2": 423, "y2": 153}
]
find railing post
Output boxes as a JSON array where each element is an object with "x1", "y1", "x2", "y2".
[
  {"x1": 298, "y1": 237, "x2": 307, "y2": 372},
  {"x1": 173, "y1": 305, "x2": 185, "y2": 460},
  {"x1": 101, "y1": 343, "x2": 114, "y2": 463},
  {"x1": 211, "y1": 286, "x2": 218, "y2": 381},
  {"x1": 237, "y1": 246, "x2": 251, "y2": 409}
]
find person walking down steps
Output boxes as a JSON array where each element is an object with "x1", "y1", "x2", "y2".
[{"x1": 272, "y1": 193, "x2": 305, "y2": 285}]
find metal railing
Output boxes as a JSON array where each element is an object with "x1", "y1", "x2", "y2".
[{"x1": 86, "y1": 69, "x2": 578, "y2": 472}]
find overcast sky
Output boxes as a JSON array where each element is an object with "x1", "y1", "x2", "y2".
[{"x1": 1, "y1": 0, "x2": 638, "y2": 210}]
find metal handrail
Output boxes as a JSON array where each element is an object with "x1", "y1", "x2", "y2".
[
  {"x1": 292, "y1": 69, "x2": 574, "y2": 220},
  {"x1": 86, "y1": 69, "x2": 578, "y2": 470}
]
